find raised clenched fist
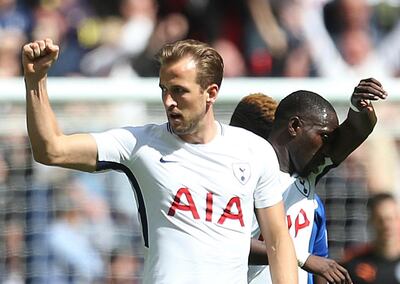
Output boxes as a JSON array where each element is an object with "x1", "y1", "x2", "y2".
[{"x1": 22, "y1": 38, "x2": 59, "y2": 81}]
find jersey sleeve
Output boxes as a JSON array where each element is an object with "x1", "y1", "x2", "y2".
[
  {"x1": 310, "y1": 194, "x2": 329, "y2": 257},
  {"x1": 253, "y1": 140, "x2": 283, "y2": 209},
  {"x1": 90, "y1": 127, "x2": 137, "y2": 166}
]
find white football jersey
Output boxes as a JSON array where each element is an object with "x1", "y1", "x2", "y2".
[
  {"x1": 92, "y1": 122, "x2": 282, "y2": 284},
  {"x1": 248, "y1": 158, "x2": 333, "y2": 284}
]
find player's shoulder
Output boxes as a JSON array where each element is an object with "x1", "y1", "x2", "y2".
[
  {"x1": 125, "y1": 122, "x2": 167, "y2": 131},
  {"x1": 96, "y1": 123, "x2": 169, "y2": 146},
  {"x1": 121, "y1": 122, "x2": 168, "y2": 136},
  {"x1": 222, "y1": 124, "x2": 277, "y2": 163}
]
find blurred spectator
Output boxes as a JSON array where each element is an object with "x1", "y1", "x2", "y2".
[
  {"x1": 282, "y1": 43, "x2": 313, "y2": 77},
  {"x1": 31, "y1": 6, "x2": 87, "y2": 76},
  {"x1": 341, "y1": 192, "x2": 400, "y2": 284},
  {"x1": 130, "y1": 12, "x2": 189, "y2": 76},
  {"x1": 246, "y1": 0, "x2": 287, "y2": 58},
  {"x1": 0, "y1": 0, "x2": 398, "y2": 77},
  {"x1": 156, "y1": 0, "x2": 226, "y2": 43},
  {"x1": 0, "y1": 150, "x2": 24, "y2": 284},
  {"x1": 243, "y1": 0, "x2": 286, "y2": 76},
  {"x1": 3, "y1": 221, "x2": 24, "y2": 284},
  {"x1": 107, "y1": 249, "x2": 141, "y2": 284},
  {"x1": 80, "y1": 0, "x2": 158, "y2": 76},
  {"x1": 0, "y1": 0, "x2": 32, "y2": 34},
  {"x1": 243, "y1": 0, "x2": 319, "y2": 77},
  {"x1": 212, "y1": 38, "x2": 247, "y2": 77},
  {"x1": 67, "y1": 174, "x2": 114, "y2": 254},
  {"x1": 46, "y1": 186, "x2": 105, "y2": 283},
  {"x1": 0, "y1": 135, "x2": 33, "y2": 283},
  {"x1": 0, "y1": 147, "x2": 9, "y2": 188},
  {"x1": 363, "y1": 132, "x2": 399, "y2": 193},
  {"x1": 0, "y1": 29, "x2": 26, "y2": 77},
  {"x1": 302, "y1": 0, "x2": 400, "y2": 78}
]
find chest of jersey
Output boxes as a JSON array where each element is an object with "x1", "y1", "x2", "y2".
[
  {"x1": 130, "y1": 141, "x2": 258, "y2": 231},
  {"x1": 283, "y1": 178, "x2": 316, "y2": 240}
]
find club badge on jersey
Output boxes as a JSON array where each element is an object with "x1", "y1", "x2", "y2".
[
  {"x1": 294, "y1": 177, "x2": 311, "y2": 197},
  {"x1": 232, "y1": 163, "x2": 251, "y2": 185}
]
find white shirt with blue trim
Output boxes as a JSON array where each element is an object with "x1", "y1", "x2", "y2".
[
  {"x1": 248, "y1": 158, "x2": 333, "y2": 284},
  {"x1": 91, "y1": 122, "x2": 283, "y2": 284}
]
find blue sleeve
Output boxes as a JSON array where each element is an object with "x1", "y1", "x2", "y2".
[{"x1": 309, "y1": 194, "x2": 328, "y2": 257}]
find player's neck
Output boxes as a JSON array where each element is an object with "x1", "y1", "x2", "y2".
[
  {"x1": 270, "y1": 142, "x2": 290, "y2": 173},
  {"x1": 269, "y1": 130, "x2": 290, "y2": 173},
  {"x1": 179, "y1": 116, "x2": 218, "y2": 144}
]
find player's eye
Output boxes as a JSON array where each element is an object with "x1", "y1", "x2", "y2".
[
  {"x1": 321, "y1": 133, "x2": 330, "y2": 143},
  {"x1": 171, "y1": 86, "x2": 185, "y2": 96}
]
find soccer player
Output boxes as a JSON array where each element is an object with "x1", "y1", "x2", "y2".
[
  {"x1": 230, "y1": 78, "x2": 387, "y2": 284},
  {"x1": 22, "y1": 38, "x2": 297, "y2": 284}
]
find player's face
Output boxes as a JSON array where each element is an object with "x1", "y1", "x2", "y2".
[
  {"x1": 290, "y1": 109, "x2": 338, "y2": 177},
  {"x1": 159, "y1": 56, "x2": 209, "y2": 138}
]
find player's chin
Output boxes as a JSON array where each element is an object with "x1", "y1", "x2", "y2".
[{"x1": 169, "y1": 122, "x2": 187, "y2": 136}]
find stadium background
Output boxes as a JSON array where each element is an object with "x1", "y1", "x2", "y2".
[{"x1": 1, "y1": 0, "x2": 400, "y2": 283}]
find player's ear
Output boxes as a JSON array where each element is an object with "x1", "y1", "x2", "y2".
[
  {"x1": 205, "y1": 84, "x2": 219, "y2": 104},
  {"x1": 288, "y1": 116, "x2": 301, "y2": 137}
]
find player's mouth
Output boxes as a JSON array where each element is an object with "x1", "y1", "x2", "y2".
[
  {"x1": 168, "y1": 112, "x2": 183, "y2": 124},
  {"x1": 169, "y1": 112, "x2": 182, "y2": 119}
]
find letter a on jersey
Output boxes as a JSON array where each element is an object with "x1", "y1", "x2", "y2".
[{"x1": 232, "y1": 163, "x2": 251, "y2": 185}]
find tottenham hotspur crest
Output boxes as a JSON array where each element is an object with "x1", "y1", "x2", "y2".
[
  {"x1": 294, "y1": 177, "x2": 311, "y2": 197},
  {"x1": 232, "y1": 163, "x2": 251, "y2": 185}
]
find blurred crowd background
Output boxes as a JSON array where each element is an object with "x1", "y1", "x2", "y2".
[
  {"x1": 1, "y1": 0, "x2": 400, "y2": 283},
  {"x1": 0, "y1": 0, "x2": 400, "y2": 78}
]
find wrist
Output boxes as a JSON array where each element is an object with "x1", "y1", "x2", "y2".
[
  {"x1": 24, "y1": 76, "x2": 47, "y2": 90},
  {"x1": 350, "y1": 99, "x2": 371, "y2": 112},
  {"x1": 349, "y1": 100, "x2": 361, "y2": 112},
  {"x1": 297, "y1": 252, "x2": 310, "y2": 268}
]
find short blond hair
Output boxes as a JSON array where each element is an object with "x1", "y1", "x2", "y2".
[{"x1": 156, "y1": 39, "x2": 224, "y2": 90}]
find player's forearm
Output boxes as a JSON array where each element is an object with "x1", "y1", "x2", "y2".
[
  {"x1": 266, "y1": 231, "x2": 298, "y2": 283},
  {"x1": 331, "y1": 107, "x2": 376, "y2": 165},
  {"x1": 25, "y1": 76, "x2": 64, "y2": 165},
  {"x1": 346, "y1": 105, "x2": 377, "y2": 137}
]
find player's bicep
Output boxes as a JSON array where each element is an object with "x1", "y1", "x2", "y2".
[
  {"x1": 256, "y1": 201, "x2": 287, "y2": 248},
  {"x1": 58, "y1": 133, "x2": 98, "y2": 172},
  {"x1": 91, "y1": 127, "x2": 137, "y2": 166}
]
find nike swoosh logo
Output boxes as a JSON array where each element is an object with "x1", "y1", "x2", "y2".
[{"x1": 160, "y1": 157, "x2": 178, "y2": 163}]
